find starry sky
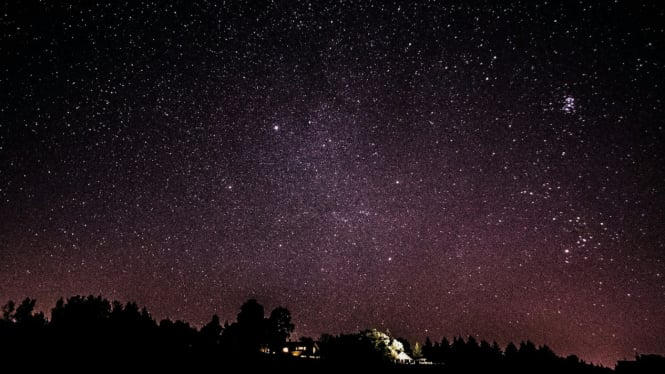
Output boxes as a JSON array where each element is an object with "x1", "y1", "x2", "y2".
[{"x1": 1, "y1": 0, "x2": 664, "y2": 366}]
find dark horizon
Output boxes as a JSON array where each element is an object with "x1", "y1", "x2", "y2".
[
  {"x1": 3, "y1": 293, "x2": 656, "y2": 372},
  {"x1": 1, "y1": 1, "x2": 664, "y2": 368}
]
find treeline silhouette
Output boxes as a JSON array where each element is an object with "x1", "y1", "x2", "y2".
[
  {"x1": 0, "y1": 295, "x2": 662, "y2": 373},
  {"x1": 0, "y1": 295, "x2": 294, "y2": 369},
  {"x1": 417, "y1": 336, "x2": 610, "y2": 374}
]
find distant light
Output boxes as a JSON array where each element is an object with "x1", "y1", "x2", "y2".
[{"x1": 273, "y1": 125, "x2": 279, "y2": 131}]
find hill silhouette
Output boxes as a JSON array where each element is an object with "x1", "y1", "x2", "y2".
[{"x1": 0, "y1": 295, "x2": 661, "y2": 373}]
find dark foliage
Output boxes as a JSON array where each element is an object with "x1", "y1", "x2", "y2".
[
  {"x1": 0, "y1": 295, "x2": 659, "y2": 373},
  {"x1": 616, "y1": 354, "x2": 665, "y2": 374},
  {"x1": 418, "y1": 335, "x2": 612, "y2": 374}
]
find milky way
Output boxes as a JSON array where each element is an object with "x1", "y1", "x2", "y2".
[{"x1": 1, "y1": 1, "x2": 664, "y2": 366}]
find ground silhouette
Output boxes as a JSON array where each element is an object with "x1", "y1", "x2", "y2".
[{"x1": 0, "y1": 295, "x2": 662, "y2": 373}]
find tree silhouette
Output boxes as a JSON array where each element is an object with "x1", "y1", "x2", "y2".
[
  {"x1": 221, "y1": 298, "x2": 267, "y2": 355},
  {"x1": 1, "y1": 298, "x2": 45, "y2": 327},
  {"x1": 0, "y1": 298, "x2": 47, "y2": 357},
  {"x1": 505, "y1": 341, "x2": 519, "y2": 358},
  {"x1": 2, "y1": 300, "x2": 15, "y2": 321},
  {"x1": 422, "y1": 337, "x2": 433, "y2": 360},
  {"x1": 199, "y1": 314, "x2": 223, "y2": 350},
  {"x1": 107, "y1": 300, "x2": 157, "y2": 357},
  {"x1": 239, "y1": 298, "x2": 266, "y2": 353},
  {"x1": 319, "y1": 331, "x2": 390, "y2": 364},
  {"x1": 158, "y1": 318, "x2": 197, "y2": 357},
  {"x1": 267, "y1": 306, "x2": 294, "y2": 352},
  {"x1": 51, "y1": 295, "x2": 111, "y2": 329},
  {"x1": 237, "y1": 299, "x2": 264, "y2": 326}
]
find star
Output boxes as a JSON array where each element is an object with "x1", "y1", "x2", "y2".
[{"x1": 562, "y1": 96, "x2": 576, "y2": 114}]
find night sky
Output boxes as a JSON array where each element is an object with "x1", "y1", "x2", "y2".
[{"x1": 1, "y1": 1, "x2": 664, "y2": 366}]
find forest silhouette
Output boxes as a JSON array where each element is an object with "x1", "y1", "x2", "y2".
[{"x1": 0, "y1": 295, "x2": 662, "y2": 373}]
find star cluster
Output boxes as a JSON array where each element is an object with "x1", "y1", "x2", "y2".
[{"x1": 1, "y1": 1, "x2": 664, "y2": 366}]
